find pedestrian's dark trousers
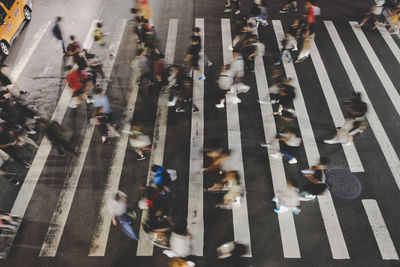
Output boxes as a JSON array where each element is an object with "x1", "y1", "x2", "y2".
[
  {"x1": 279, "y1": 140, "x2": 296, "y2": 160},
  {"x1": 2, "y1": 146, "x2": 24, "y2": 165},
  {"x1": 244, "y1": 56, "x2": 255, "y2": 71}
]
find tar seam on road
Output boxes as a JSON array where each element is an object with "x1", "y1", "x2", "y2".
[
  {"x1": 186, "y1": 18, "x2": 205, "y2": 257},
  {"x1": 325, "y1": 20, "x2": 400, "y2": 192},
  {"x1": 253, "y1": 27, "x2": 301, "y2": 258},
  {"x1": 273, "y1": 20, "x2": 350, "y2": 259},
  {"x1": 362, "y1": 199, "x2": 399, "y2": 260},
  {"x1": 221, "y1": 18, "x2": 252, "y2": 257},
  {"x1": 39, "y1": 19, "x2": 127, "y2": 257},
  {"x1": 88, "y1": 34, "x2": 140, "y2": 257},
  {"x1": 309, "y1": 37, "x2": 364, "y2": 172},
  {"x1": 136, "y1": 18, "x2": 178, "y2": 256}
]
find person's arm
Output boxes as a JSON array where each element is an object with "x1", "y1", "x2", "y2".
[
  {"x1": 0, "y1": 141, "x2": 16, "y2": 149},
  {"x1": 303, "y1": 173, "x2": 320, "y2": 184},
  {"x1": 111, "y1": 216, "x2": 117, "y2": 226},
  {"x1": 184, "y1": 53, "x2": 192, "y2": 62}
]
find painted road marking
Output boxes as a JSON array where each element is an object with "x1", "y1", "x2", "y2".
[
  {"x1": 186, "y1": 18, "x2": 205, "y2": 256},
  {"x1": 310, "y1": 40, "x2": 364, "y2": 172},
  {"x1": 377, "y1": 26, "x2": 400, "y2": 65},
  {"x1": 221, "y1": 18, "x2": 252, "y2": 257},
  {"x1": 136, "y1": 18, "x2": 178, "y2": 256},
  {"x1": 362, "y1": 199, "x2": 399, "y2": 260},
  {"x1": 350, "y1": 22, "x2": 400, "y2": 118},
  {"x1": 253, "y1": 28, "x2": 301, "y2": 258},
  {"x1": 39, "y1": 19, "x2": 127, "y2": 257},
  {"x1": 88, "y1": 45, "x2": 140, "y2": 257},
  {"x1": 10, "y1": 20, "x2": 99, "y2": 222},
  {"x1": 273, "y1": 20, "x2": 349, "y2": 259},
  {"x1": 325, "y1": 20, "x2": 400, "y2": 191},
  {"x1": 10, "y1": 21, "x2": 51, "y2": 82}
]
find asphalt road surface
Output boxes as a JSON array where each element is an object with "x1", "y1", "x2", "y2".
[{"x1": 1, "y1": 0, "x2": 400, "y2": 266}]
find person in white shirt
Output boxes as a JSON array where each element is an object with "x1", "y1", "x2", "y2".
[
  {"x1": 107, "y1": 191, "x2": 138, "y2": 240},
  {"x1": 357, "y1": 0, "x2": 386, "y2": 29}
]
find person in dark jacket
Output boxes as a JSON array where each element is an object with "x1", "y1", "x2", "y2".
[
  {"x1": 52, "y1": 17, "x2": 66, "y2": 53},
  {"x1": 37, "y1": 118, "x2": 75, "y2": 155}
]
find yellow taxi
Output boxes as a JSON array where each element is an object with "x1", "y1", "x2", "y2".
[{"x1": 0, "y1": 0, "x2": 32, "y2": 56}]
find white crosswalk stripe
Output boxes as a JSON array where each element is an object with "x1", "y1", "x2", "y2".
[
  {"x1": 136, "y1": 18, "x2": 179, "y2": 256},
  {"x1": 39, "y1": 19, "x2": 128, "y2": 257},
  {"x1": 325, "y1": 20, "x2": 400, "y2": 192},
  {"x1": 253, "y1": 27, "x2": 301, "y2": 258},
  {"x1": 221, "y1": 18, "x2": 252, "y2": 257},
  {"x1": 273, "y1": 20, "x2": 350, "y2": 259},
  {"x1": 186, "y1": 18, "x2": 205, "y2": 256},
  {"x1": 350, "y1": 21, "x2": 400, "y2": 119},
  {"x1": 362, "y1": 199, "x2": 399, "y2": 260}
]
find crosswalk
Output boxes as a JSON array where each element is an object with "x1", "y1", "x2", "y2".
[{"x1": 6, "y1": 17, "x2": 400, "y2": 263}]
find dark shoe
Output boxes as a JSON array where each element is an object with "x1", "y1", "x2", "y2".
[
  {"x1": 137, "y1": 155, "x2": 146, "y2": 160},
  {"x1": 23, "y1": 161, "x2": 31, "y2": 169},
  {"x1": 192, "y1": 106, "x2": 199, "y2": 113}
]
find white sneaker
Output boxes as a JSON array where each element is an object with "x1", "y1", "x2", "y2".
[
  {"x1": 288, "y1": 158, "x2": 298, "y2": 164},
  {"x1": 324, "y1": 139, "x2": 336, "y2": 144},
  {"x1": 260, "y1": 142, "x2": 270, "y2": 148},
  {"x1": 86, "y1": 99, "x2": 95, "y2": 104},
  {"x1": 198, "y1": 75, "x2": 206, "y2": 80},
  {"x1": 232, "y1": 97, "x2": 242, "y2": 104},
  {"x1": 215, "y1": 103, "x2": 225, "y2": 108},
  {"x1": 68, "y1": 103, "x2": 78, "y2": 109},
  {"x1": 235, "y1": 10, "x2": 241, "y2": 14},
  {"x1": 27, "y1": 130, "x2": 37, "y2": 135},
  {"x1": 270, "y1": 152, "x2": 282, "y2": 159}
]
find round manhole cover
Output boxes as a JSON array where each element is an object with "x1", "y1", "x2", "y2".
[{"x1": 326, "y1": 169, "x2": 362, "y2": 200}]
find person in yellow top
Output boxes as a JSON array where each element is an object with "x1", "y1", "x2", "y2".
[
  {"x1": 94, "y1": 22, "x2": 114, "y2": 57},
  {"x1": 94, "y1": 22, "x2": 105, "y2": 47},
  {"x1": 137, "y1": 0, "x2": 153, "y2": 20}
]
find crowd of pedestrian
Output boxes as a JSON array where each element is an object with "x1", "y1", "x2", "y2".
[{"x1": 1, "y1": 0, "x2": 392, "y2": 264}]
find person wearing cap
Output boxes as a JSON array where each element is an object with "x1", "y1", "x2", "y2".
[{"x1": 107, "y1": 191, "x2": 138, "y2": 240}]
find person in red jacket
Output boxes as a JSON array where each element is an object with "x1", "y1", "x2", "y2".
[{"x1": 66, "y1": 66, "x2": 87, "y2": 108}]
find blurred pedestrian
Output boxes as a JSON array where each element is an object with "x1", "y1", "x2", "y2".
[
  {"x1": 184, "y1": 36, "x2": 205, "y2": 80},
  {"x1": 272, "y1": 182, "x2": 302, "y2": 214},
  {"x1": 279, "y1": 0, "x2": 297, "y2": 13},
  {"x1": 107, "y1": 191, "x2": 138, "y2": 240},
  {"x1": 357, "y1": 0, "x2": 385, "y2": 29},
  {"x1": 215, "y1": 64, "x2": 234, "y2": 108},
  {"x1": 52, "y1": 16, "x2": 66, "y2": 54},
  {"x1": 67, "y1": 35, "x2": 82, "y2": 64},
  {"x1": 37, "y1": 118, "x2": 75, "y2": 156},
  {"x1": 127, "y1": 125, "x2": 151, "y2": 160}
]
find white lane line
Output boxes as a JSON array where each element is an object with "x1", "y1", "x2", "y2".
[
  {"x1": 10, "y1": 21, "x2": 51, "y2": 82},
  {"x1": 221, "y1": 18, "x2": 252, "y2": 257},
  {"x1": 136, "y1": 18, "x2": 178, "y2": 256},
  {"x1": 88, "y1": 61, "x2": 140, "y2": 256},
  {"x1": 309, "y1": 41, "x2": 364, "y2": 172},
  {"x1": 10, "y1": 20, "x2": 99, "y2": 219},
  {"x1": 377, "y1": 26, "x2": 400, "y2": 65},
  {"x1": 350, "y1": 21, "x2": 400, "y2": 117},
  {"x1": 325, "y1": 20, "x2": 400, "y2": 191},
  {"x1": 186, "y1": 18, "x2": 205, "y2": 256},
  {"x1": 253, "y1": 29, "x2": 301, "y2": 258},
  {"x1": 362, "y1": 199, "x2": 399, "y2": 260},
  {"x1": 39, "y1": 19, "x2": 127, "y2": 257},
  {"x1": 273, "y1": 20, "x2": 349, "y2": 259}
]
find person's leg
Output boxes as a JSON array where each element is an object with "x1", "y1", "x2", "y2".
[
  {"x1": 61, "y1": 38, "x2": 66, "y2": 53},
  {"x1": 117, "y1": 215, "x2": 138, "y2": 240},
  {"x1": 2, "y1": 146, "x2": 25, "y2": 166}
]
